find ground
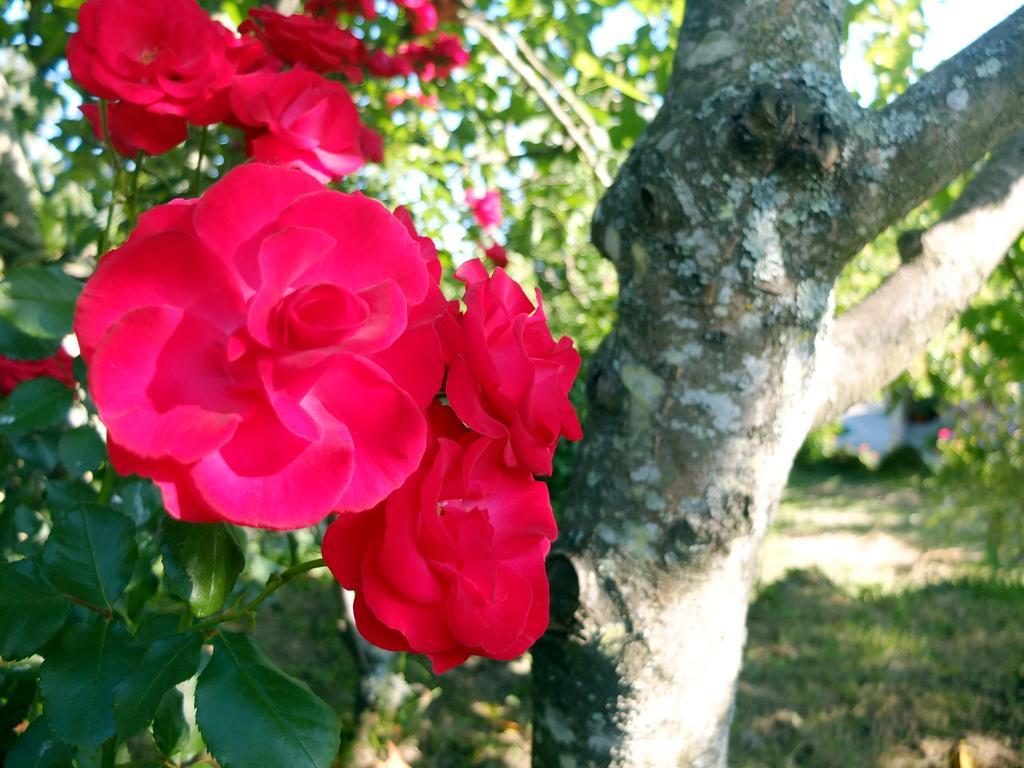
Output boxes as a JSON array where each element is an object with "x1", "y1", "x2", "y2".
[
  {"x1": 732, "y1": 469, "x2": 1024, "y2": 768},
  {"x1": 255, "y1": 469, "x2": 1024, "y2": 767}
]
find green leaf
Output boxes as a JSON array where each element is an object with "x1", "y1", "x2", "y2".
[
  {"x1": 0, "y1": 315, "x2": 60, "y2": 360},
  {"x1": 42, "y1": 505, "x2": 138, "y2": 609},
  {"x1": 196, "y1": 632, "x2": 340, "y2": 768},
  {"x1": 5, "y1": 716, "x2": 76, "y2": 768},
  {"x1": 152, "y1": 688, "x2": 188, "y2": 756},
  {"x1": 0, "y1": 377, "x2": 73, "y2": 437},
  {"x1": 113, "y1": 632, "x2": 202, "y2": 739},
  {"x1": 572, "y1": 51, "x2": 651, "y2": 103},
  {"x1": 39, "y1": 620, "x2": 144, "y2": 750},
  {"x1": 0, "y1": 265, "x2": 82, "y2": 340},
  {"x1": 0, "y1": 559, "x2": 70, "y2": 659},
  {"x1": 58, "y1": 426, "x2": 106, "y2": 475},
  {"x1": 161, "y1": 519, "x2": 244, "y2": 618}
]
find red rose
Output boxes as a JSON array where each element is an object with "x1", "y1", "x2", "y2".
[
  {"x1": 395, "y1": 0, "x2": 439, "y2": 35},
  {"x1": 446, "y1": 259, "x2": 582, "y2": 475},
  {"x1": 0, "y1": 350, "x2": 75, "y2": 397},
  {"x1": 230, "y1": 70, "x2": 367, "y2": 183},
  {"x1": 75, "y1": 163, "x2": 448, "y2": 529},
  {"x1": 304, "y1": 0, "x2": 376, "y2": 18},
  {"x1": 81, "y1": 102, "x2": 187, "y2": 157},
  {"x1": 323, "y1": 410, "x2": 557, "y2": 673},
  {"x1": 358, "y1": 125, "x2": 385, "y2": 164},
  {"x1": 483, "y1": 242, "x2": 508, "y2": 268},
  {"x1": 67, "y1": 0, "x2": 238, "y2": 124},
  {"x1": 243, "y1": 8, "x2": 365, "y2": 79},
  {"x1": 466, "y1": 189, "x2": 502, "y2": 229}
]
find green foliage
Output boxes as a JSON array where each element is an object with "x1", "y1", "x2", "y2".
[
  {"x1": 195, "y1": 632, "x2": 342, "y2": 768},
  {"x1": 161, "y1": 519, "x2": 245, "y2": 618},
  {"x1": 0, "y1": 377, "x2": 73, "y2": 437},
  {"x1": 0, "y1": 265, "x2": 82, "y2": 341},
  {"x1": 0, "y1": 559, "x2": 70, "y2": 659},
  {"x1": 42, "y1": 505, "x2": 138, "y2": 610},
  {"x1": 5, "y1": 716, "x2": 75, "y2": 768},
  {"x1": 39, "y1": 619, "x2": 145, "y2": 750},
  {"x1": 112, "y1": 632, "x2": 203, "y2": 739}
]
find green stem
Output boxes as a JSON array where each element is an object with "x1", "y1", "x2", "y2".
[
  {"x1": 97, "y1": 197, "x2": 116, "y2": 258},
  {"x1": 98, "y1": 462, "x2": 116, "y2": 505},
  {"x1": 98, "y1": 101, "x2": 123, "y2": 177},
  {"x1": 126, "y1": 152, "x2": 144, "y2": 229},
  {"x1": 101, "y1": 739, "x2": 116, "y2": 768},
  {"x1": 193, "y1": 126, "x2": 208, "y2": 195},
  {"x1": 96, "y1": 100, "x2": 126, "y2": 256},
  {"x1": 193, "y1": 557, "x2": 327, "y2": 632},
  {"x1": 65, "y1": 593, "x2": 113, "y2": 620}
]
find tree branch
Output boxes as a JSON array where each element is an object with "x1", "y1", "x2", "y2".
[
  {"x1": 815, "y1": 130, "x2": 1024, "y2": 426},
  {"x1": 464, "y1": 15, "x2": 613, "y2": 187},
  {"x1": 838, "y1": 8, "x2": 1024, "y2": 248}
]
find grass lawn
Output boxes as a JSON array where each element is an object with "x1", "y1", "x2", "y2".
[{"x1": 731, "y1": 469, "x2": 1024, "y2": 768}]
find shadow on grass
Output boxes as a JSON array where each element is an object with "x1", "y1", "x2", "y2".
[{"x1": 731, "y1": 569, "x2": 1024, "y2": 768}]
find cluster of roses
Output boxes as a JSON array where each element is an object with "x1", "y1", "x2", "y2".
[
  {"x1": 73, "y1": 160, "x2": 582, "y2": 671},
  {"x1": 468, "y1": 189, "x2": 509, "y2": 267},
  {"x1": 70, "y1": 0, "x2": 468, "y2": 183}
]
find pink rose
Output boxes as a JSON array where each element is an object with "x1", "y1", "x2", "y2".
[
  {"x1": 323, "y1": 408, "x2": 557, "y2": 673},
  {"x1": 75, "y1": 163, "x2": 447, "y2": 529},
  {"x1": 81, "y1": 102, "x2": 187, "y2": 157},
  {"x1": 67, "y1": 0, "x2": 238, "y2": 124},
  {"x1": 395, "y1": 0, "x2": 439, "y2": 35},
  {"x1": 483, "y1": 242, "x2": 508, "y2": 267},
  {"x1": 395, "y1": 34, "x2": 469, "y2": 81},
  {"x1": 0, "y1": 350, "x2": 75, "y2": 397},
  {"x1": 466, "y1": 189, "x2": 502, "y2": 229},
  {"x1": 446, "y1": 259, "x2": 582, "y2": 475},
  {"x1": 230, "y1": 69, "x2": 368, "y2": 183},
  {"x1": 359, "y1": 125, "x2": 385, "y2": 164},
  {"x1": 243, "y1": 8, "x2": 365, "y2": 79},
  {"x1": 304, "y1": 0, "x2": 376, "y2": 18}
]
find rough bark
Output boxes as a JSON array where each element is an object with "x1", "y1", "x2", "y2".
[
  {"x1": 816, "y1": 131, "x2": 1024, "y2": 426},
  {"x1": 531, "y1": 2, "x2": 1024, "y2": 767}
]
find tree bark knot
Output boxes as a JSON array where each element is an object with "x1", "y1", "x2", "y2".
[{"x1": 734, "y1": 84, "x2": 842, "y2": 173}]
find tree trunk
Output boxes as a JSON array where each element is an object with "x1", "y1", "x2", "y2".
[{"x1": 531, "y1": 2, "x2": 1024, "y2": 766}]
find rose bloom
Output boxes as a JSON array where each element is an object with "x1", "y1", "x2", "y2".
[
  {"x1": 466, "y1": 189, "x2": 502, "y2": 229},
  {"x1": 304, "y1": 0, "x2": 376, "y2": 18},
  {"x1": 0, "y1": 350, "x2": 75, "y2": 397},
  {"x1": 395, "y1": 35, "x2": 469, "y2": 81},
  {"x1": 446, "y1": 259, "x2": 582, "y2": 475},
  {"x1": 395, "y1": 0, "x2": 439, "y2": 35},
  {"x1": 67, "y1": 0, "x2": 238, "y2": 124},
  {"x1": 231, "y1": 69, "x2": 368, "y2": 183},
  {"x1": 243, "y1": 8, "x2": 365, "y2": 78},
  {"x1": 359, "y1": 125, "x2": 385, "y2": 164},
  {"x1": 483, "y1": 242, "x2": 508, "y2": 268},
  {"x1": 81, "y1": 102, "x2": 187, "y2": 157},
  {"x1": 323, "y1": 408, "x2": 557, "y2": 673},
  {"x1": 75, "y1": 163, "x2": 449, "y2": 529}
]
